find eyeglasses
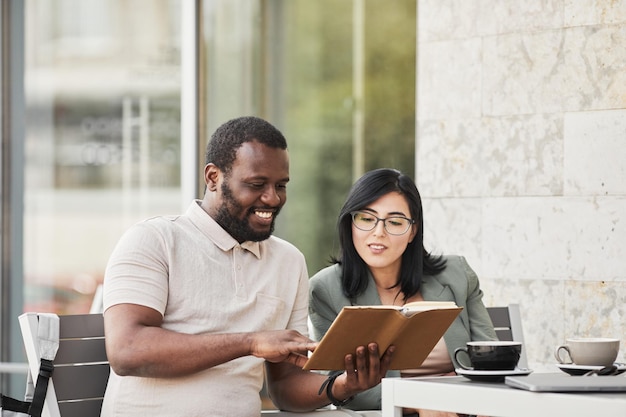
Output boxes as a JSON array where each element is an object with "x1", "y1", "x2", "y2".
[{"x1": 350, "y1": 211, "x2": 414, "y2": 236}]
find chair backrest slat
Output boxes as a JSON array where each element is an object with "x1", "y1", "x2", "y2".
[
  {"x1": 494, "y1": 328, "x2": 514, "y2": 341},
  {"x1": 486, "y1": 306, "x2": 510, "y2": 329},
  {"x1": 58, "y1": 399, "x2": 104, "y2": 417},
  {"x1": 53, "y1": 364, "x2": 110, "y2": 400},
  {"x1": 55, "y1": 338, "x2": 107, "y2": 364},
  {"x1": 58, "y1": 314, "x2": 105, "y2": 339}
]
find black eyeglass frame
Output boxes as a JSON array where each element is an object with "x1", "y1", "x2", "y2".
[{"x1": 350, "y1": 211, "x2": 415, "y2": 236}]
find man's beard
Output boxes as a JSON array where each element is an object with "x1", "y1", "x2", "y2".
[{"x1": 213, "y1": 182, "x2": 279, "y2": 242}]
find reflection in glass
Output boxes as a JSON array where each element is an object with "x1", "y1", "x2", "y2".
[{"x1": 24, "y1": 0, "x2": 182, "y2": 314}]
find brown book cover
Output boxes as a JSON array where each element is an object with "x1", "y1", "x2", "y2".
[{"x1": 303, "y1": 301, "x2": 463, "y2": 370}]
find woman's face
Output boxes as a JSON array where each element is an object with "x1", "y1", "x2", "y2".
[{"x1": 351, "y1": 192, "x2": 417, "y2": 277}]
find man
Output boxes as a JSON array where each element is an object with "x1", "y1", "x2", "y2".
[{"x1": 101, "y1": 116, "x2": 393, "y2": 416}]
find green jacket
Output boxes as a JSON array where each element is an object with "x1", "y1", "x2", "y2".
[{"x1": 308, "y1": 255, "x2": 497, "y2": 410}]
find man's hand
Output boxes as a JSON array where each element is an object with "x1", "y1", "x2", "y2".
[
  {"x1": 264, "y1": 341, "x2": 394, "y2": 411},
  {"x1": 249, "y1": 329, "x2": 318, "y2": 368},
  {"x1": 331, "y1": 342, "x2": 395, "y2": 400}
]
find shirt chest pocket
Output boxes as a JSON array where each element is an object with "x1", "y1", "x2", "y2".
[{"x1": 254, "y1": 293, "x2": 287, "y2": 331}]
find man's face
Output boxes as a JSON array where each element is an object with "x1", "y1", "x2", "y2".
[{"x1": 211, "y1": 141, "x2": 289, "y2": 242}]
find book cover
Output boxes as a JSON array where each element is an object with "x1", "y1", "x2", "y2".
[{"x1": 303, "y1": 301, "x2": 462, "y2": 370}]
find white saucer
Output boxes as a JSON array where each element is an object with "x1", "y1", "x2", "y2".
[
  {"x1": 456, "y1": 367, "x2": 533, "y2": 382},
  {"x1": 556, "y1": 362, "x2": 626, "y2": 376}
]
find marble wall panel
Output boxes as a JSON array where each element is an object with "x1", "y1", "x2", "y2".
[
  {"x1": 417, "y1": 118, "x2": 485, "y2": 197},
  {"x1": 418, "y1": 0, "x2": 482, "y2": 42},
  {"x1": 477, "y1": 0, "x2": 563, "y2": 37},
  {"x1": 482, "y1": 196, "x2": 626, "y2": 281},
  {"x1": 564, "y1": 109, "x2": 626, "y2": 196},
  {"x1": 417, "y1": 114, "x2": 563, "y2": 197},
  {"x1": 418, "y1": 0, "x2": 563, "y2": 42},
  {"x1": 560, "y1": 25, "x2": 626, "y2": 110},
  {"x1": 482, "y1": 115, "x2": 563, "y2": 197},
  {"x1": 482, "y1": 30, "x2": 566, "y2": 116},
  {"x1": 421, "y1": 197, "x2": 483, "y2": 272},
  {"x1": 482, "y1": 24, "x2": 626, "y2": 116},
  {"x1": 564, "y1": 0, "x2": 626, "y2": 26},
  {"x1": 417, "y1": 38, "x2": 481, "y2": 120}
]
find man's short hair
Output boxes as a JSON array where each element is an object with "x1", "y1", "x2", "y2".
[{"x1": 205, "y1": 116, "x2": 288, "y2": 174}]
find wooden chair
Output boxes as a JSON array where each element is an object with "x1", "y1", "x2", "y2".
[{"x1": 486, "y1": 304, "x2": 528, "y2": 369}]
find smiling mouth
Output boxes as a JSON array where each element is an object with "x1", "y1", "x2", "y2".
[
  {"x1": 254, "y1": 209, "x2": 274, "y2": 220},
  {"x1": 369, "y1": 244, "x2": 386, "y2": 250}
]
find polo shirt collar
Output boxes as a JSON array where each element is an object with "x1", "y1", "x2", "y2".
[{"x1": 187, "y1": 200, "x2": 262, "y2": 258}]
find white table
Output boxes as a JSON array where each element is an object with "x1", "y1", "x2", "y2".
[{"x1": 381, "y1": 375, "x2": 626, "y2": 417}]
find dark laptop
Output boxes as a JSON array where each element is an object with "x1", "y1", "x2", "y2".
[{"x1": 505, "y1": 373, "x2": 626, "y2": 392}]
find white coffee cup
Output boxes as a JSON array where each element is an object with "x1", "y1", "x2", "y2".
[{"x1": 554, "y1": 337, "x2": 620, "y2": 367}]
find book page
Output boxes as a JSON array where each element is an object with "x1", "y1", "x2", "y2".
[{"x1": 400, "y1": 301, "x2": 458, "y2": 316}]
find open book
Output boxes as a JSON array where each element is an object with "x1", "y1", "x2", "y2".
[{"x1": 303, "y1": 301, "x2": 462, "y2": 370}]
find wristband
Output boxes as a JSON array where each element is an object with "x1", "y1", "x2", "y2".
[{"x1": 318, "y1": 371, "x2": 355, "y2": 407}]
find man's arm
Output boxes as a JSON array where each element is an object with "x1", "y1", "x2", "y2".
[
  {"x1": 104, "y1": 303, "x2": 317, "y2": 378},
  {"x1": 265, "y1": 343, "x2": 395, "y2": 412}
]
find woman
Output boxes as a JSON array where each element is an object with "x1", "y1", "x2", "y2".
[{"x1": 309, "y1": 168, "x2": 497, "y2": 416}]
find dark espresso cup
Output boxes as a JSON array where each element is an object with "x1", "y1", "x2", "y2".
[{"x1": 454, "y1": 341, "x2": 522, "y2": 371}]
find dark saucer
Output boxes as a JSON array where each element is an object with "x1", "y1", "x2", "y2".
[{"x1": 556, "y1": 362, "x2": 626, "y2": 376}]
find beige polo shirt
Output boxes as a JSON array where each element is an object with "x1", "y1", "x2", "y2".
[{"x1": 102, "y1": 200, "x2": 309, "y2": 417}]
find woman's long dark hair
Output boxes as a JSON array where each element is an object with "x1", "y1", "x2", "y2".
[{"x1": 334, "y1": 168, "x2": 446, "y2": 302}]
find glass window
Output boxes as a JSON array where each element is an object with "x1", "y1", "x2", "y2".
[
  {"x1": 23, "y1": 0, "x2": 183, "y2": 314},
  {"x1": 201, "y1": 0, "x2": 416, "y2": 275}
]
